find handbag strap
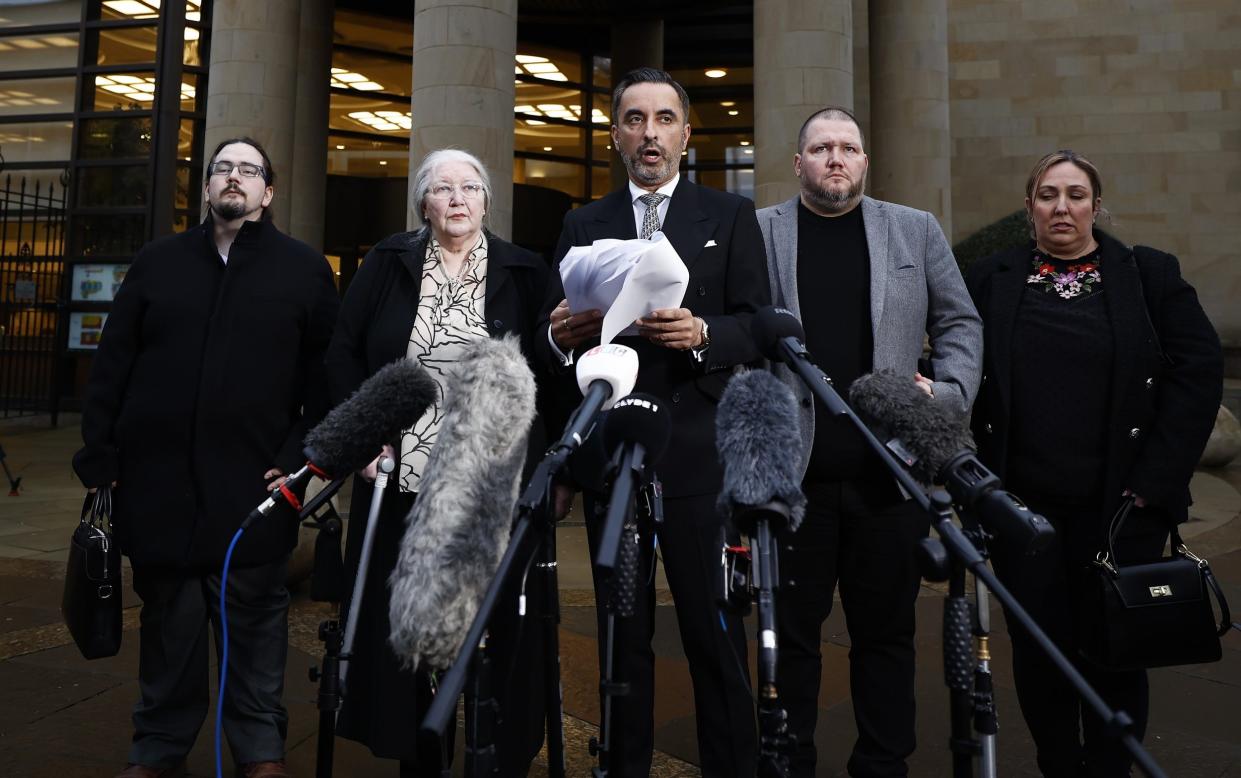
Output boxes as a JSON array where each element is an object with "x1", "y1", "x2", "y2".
[
  {"x1": 1105, "y1": 493, "x2": 1186, "y2": 565},
  {"x1": 1200, "y1": 561, "x2": 1233, "y2": 637},
  {"x1": 80, "y1": 487, "x2": 112, "y2": 531}
]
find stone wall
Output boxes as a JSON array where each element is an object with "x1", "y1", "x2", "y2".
[{"x1": 946, "y1": 0, "x2": 1241, "y2": 346}]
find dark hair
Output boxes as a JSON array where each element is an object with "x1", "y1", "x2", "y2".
[
  {"x1": 207, "y1": 136, "x2": 275, "y2": 186},
  {"x1": 1025, "y1": 148, "x2": 1103, "y2": 201},
  {"x1": 611, "y1": 67, "x2": 691, "y2": 125},
  {"x1": 797, "y1": 106, "x2": 865, "y2": 153}
]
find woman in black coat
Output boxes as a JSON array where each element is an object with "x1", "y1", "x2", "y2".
[
  {"x1": 966, "y1": 149, "x2": 1223, "y2": 776},
  {"x1": 325, "y1": 149, "x2": 555, "y2": 777}
]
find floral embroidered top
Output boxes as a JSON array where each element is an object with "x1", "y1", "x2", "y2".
[
  {"x1": 397, "y1": 233, "x2": 490, "y2": 492},
  {"x1": 1026, "y1": 248, "x2": 1102, "y2": 300}
]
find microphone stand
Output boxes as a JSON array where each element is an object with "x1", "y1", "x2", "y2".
[
  {"x1": 310, "y1": 455, "x2": 394, "y2": 778},
  {"x1": 733, "y1": 502, "x2": 796, "y2": 778},
  {"x1": 777, "y1": 339, "x2": 1167, "y2": 778},
  {"x1": 422, "y1": 437, "x2": 577, "y2": 778}
]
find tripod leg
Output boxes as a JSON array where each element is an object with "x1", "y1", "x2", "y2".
[
  {"x1": 944, "y1": 566, "x2": 978, "y2": 778},
  {"x1": 540, "y1": 527, "x2": 566, "y2": 778}
]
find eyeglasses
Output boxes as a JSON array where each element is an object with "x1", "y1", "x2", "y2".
[
  {"x1": 428, "y1": 182, "x2": 485, "y2": 200},
  {"x1": 208, "y1": 161, "x2": 266, "y2": 179}
]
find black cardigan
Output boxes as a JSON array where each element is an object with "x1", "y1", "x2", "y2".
[
  {"x1": 966, "y1": 230, "x2": 1223, "y2": 524},
  {"x1": 74, "y1": 217, "x2": 340, "y2": 568}
]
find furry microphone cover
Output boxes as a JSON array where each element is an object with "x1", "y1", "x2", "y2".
[
  {"x1": 387, "y1": 335, "x2": 537, "y2": 671},
  {"x1": 715, "y1": 369, "x2": 807, "y2": 531},
  {"x1": 848, "y1": 369, "x2": 975, "y2": 485}
]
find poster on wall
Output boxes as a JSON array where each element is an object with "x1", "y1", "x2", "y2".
[
  {"x1": 68, "y1": 312, "x2": 108, "y2": 350},
  {"x1": 71, "y1": 263, "x2": 130, "y2": 302}
]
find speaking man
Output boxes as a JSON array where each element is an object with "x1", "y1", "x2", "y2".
[
  {"x1": 535, "y1": 67, "x2": 770, "y2": 776},
  {"x1": 756, "y1": 107, "x2": 982, "y2": 777},
  {"x1": 74, "y1": 138, "x2": 339, "y2": 778}
]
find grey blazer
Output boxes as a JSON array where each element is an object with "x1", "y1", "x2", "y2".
[{"x1": 756, "y1": 195, "x2": 983, "y2": 478}]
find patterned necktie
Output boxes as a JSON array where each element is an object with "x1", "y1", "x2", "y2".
[{"x1": 639, "y1": 192, "x2": 667, "y2": 239}]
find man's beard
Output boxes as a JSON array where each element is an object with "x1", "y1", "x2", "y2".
[
  {"x1": 211, "y1": 191, "x2": 251, "y2": 221},
  {"x1": 802, "y1": 171, "x2": 865, "y2": 214},
  {"x1": 620, "y1": 143, "x2": 679, "y2": 187}
]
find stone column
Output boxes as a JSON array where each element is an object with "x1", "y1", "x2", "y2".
[
  {"x1": 609, "y1": 21, "x2": 663, "y2": 190},
  {"x1": 753, "y1": 0, "x2": 853, "y2": 208},
  {"x1": 204, "y1": 0, "x2": 301, "y2": 230},
  {"x1": 868, "y1": 0, "x2": 951, "y2": 235},
  {"x1": 288, "y1": 0, "x2": 334, "y2": 252},
  {"x1": 409, "y1": 0, "x2": 517, "y2": 239}
]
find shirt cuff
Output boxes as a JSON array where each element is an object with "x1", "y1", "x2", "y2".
[{"x1": 547, "y1": 326, "x2": 575, "y2": 366}]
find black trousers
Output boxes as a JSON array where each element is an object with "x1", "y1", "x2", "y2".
[
  {"x1": 584, "y1": 490, "x2": 757, "y2": 778},
  {"x1": 775, "y1": 477, "x2": 930, "y2": 778},
  {"x1": 129, "y1": 558, "x2": 290, "y2": 769},
  {"x1": 991, "y1": 499, "x2": 1168, "y2": 778}
]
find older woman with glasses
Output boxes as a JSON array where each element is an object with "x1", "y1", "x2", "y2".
[
  {"x1": 325, "y1": 148, "x2": 555, "y2": 776},
  {"x1": 966, "y1": 149, "x2": 1222, "y2": 776}
]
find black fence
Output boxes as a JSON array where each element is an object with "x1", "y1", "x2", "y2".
[{"x1": 0, "y1": 174, "x2": 66, "y2": 421}]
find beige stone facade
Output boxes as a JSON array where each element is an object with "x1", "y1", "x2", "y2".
[{"x1": 946, "y1": 0, "x2": 1241, "y2": 345}]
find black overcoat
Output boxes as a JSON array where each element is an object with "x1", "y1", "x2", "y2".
[
  {"x1": 324, "y1": 229, "x2": 555, "y2": 766},
  {"x1": 965, "y1": 229, "x2": 1223, "y2": 526},
  {"x1": 73, "y1": 217, "x2": 340, "y2": 568}
]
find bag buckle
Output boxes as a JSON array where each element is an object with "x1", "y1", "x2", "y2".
[
  {"x1": 1177, "y1": 544, "x2": 1207, "y2": 569},
  {"x1": 1094, "y1": 551, "x2": 1117, "y2": 576}
]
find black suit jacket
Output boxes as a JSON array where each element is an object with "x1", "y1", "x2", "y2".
[
  {"x1": 535, "y1": 178, "x2": 771, "y2": 497},
  {"x1": 966, "y1": 230, "x2": 1222, "y2": 524}
]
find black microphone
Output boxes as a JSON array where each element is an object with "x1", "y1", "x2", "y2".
[
  {"x1": 751, "y1": 306, "x2": 853, "y2": 417},
  {"x1": 388, "y1": 336, "x2": 537, "y2": 671},
  {"x1": 849, "y1": 370, "x2": 1054, "y2": 554},
  {"x1": 715, "y1": 369, "x2": 807, "y2": 533},
  {"x1": 242, "y1": 358, "x2": 437, "y2": 528},
  {"x1": 595, "y1": 393, "x2": 672, "y2": 570}
]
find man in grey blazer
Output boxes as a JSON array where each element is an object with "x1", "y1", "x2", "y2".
[{"x1": 755, "y1": 107, "x2": 982, "y2": 777}]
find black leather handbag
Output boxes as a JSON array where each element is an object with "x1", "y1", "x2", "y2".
[
  {"x1": 1079, "y1": 496, "x2": 1231, "y2": 671},
  {"x1": 61, "y1": 488, "x2": 122, "y2": 660}
]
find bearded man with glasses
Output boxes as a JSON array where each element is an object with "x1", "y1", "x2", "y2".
[{"x1": 75, "y1": 137, "x2": 340, "y2": 778}]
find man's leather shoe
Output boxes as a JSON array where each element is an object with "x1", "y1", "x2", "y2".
[
  {"x1": 114, "y1": 764, "x2": 186, "y2": 778},
  {"x1": 240, "y1": 761, "x2": 289, "y2": 778}
]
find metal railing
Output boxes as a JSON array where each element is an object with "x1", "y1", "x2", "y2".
[{"x1": 0, "y1": 174, "x2": 67, "y2": 420}]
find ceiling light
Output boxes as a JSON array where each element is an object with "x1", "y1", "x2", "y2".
[
  {"x1": 103, "y1": 0, "x2": 159, "y2": 17},
  {"x1": 739, "y1": 140, "x2": 750, "y2": 146},
  {"x1": 379, "y1": 160, "x2": 388, "y2": 165},
  {"x1": 727, "y1": 110, "x2": 739, "y2": 116},
  {"x1": 335, "y1": 144, "x2": 345, "y2": 150},
  {"x1": 744, "y1": 149, "x2": 753, "y2": 155},
  {"x1": 353, "y1": 81, "x2": 384, "y2": 91},
  {"x1": 705, "y1": 69, "x2": 727, "y2": 78},
  {"x1": 543, "y1": 146, "x2": 552, "y2": 151},
  {"x1": 43, "y1": 36, "x2": 77, "y2": 47},
  {"x1": 12, "y1": 39, "x2": 46, "y2": 49},
  {"x1": 720, "y1": 101, "x2": 736, "y2": 107},
  {"x1": 516, "y1": 54, "x2": 549, "y2": 64},
  {"x1": 524, "y1": 62, "x2": 557, "y2": 74},
  {"x1": 335, "y1": 72, "x2": 365, "y2": 83}
]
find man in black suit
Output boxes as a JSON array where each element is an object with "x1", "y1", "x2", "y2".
[{"x1": 536, "y1": 67, "x2": 770, "y2": 777}]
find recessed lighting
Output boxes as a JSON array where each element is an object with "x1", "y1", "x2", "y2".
[
  {"x1": 739, "y1": 141, "x2": 750, "y2": 146},
  {"x1": 379, "y1": 160, "x2": 388, "y2": 166},
  {"x1": 727, "y1": 110, "x2": 739, "y2": 116},
  {"x1": 543, "y1": 146, "x2": 553, "y2": 151},
  {"x1": 720, "y1": 101, "x2": 736, "y2": 107},
  {"x1": 705, "y1": 69, "x2": 727, "y2": 79},
  {"x1": 682, "y1": 150, "x2": 688, "y2": 156},
  {"x1": 335, "y1": 144, "x2": 345, "y2": 150}
]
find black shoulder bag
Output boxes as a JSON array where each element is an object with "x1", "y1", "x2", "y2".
[
  {"x1": 61, "y1": 487, "x2": 123, "y2": 659},
  {"x1": 1079, "y1": 495, "x2": 1230, "y2": 671}
]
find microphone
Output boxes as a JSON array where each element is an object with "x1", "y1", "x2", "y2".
[
  {"x1": 243, "y1": 358, "x2": 437, "y2": 527},
  {"x1": 849, "y1": 370, "x2": 1054, "y2": 554},
  {"x1": 595, "y1": 393, "x2": 671, "y2": 570},
  {"x1": 554, "y1": 343, "x2": 639, "y2": 454},
  {"x1": 387, "y1": 335, "x2": 537, "y2": 671},
  {"x1": 750, "y1": 306, "x2": 853, "y2": 417},
  {"x1": 715, "y1": 369, "x2": 807, "y2": 533}
]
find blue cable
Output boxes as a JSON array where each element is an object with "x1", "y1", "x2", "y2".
[{"x1": 216, "y1": 527, "x2": 245, "y2": 778}]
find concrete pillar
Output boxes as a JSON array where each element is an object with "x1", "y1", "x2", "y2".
[
  {"x1": 288, "y1": 0, "x2": 334, "y2": 252},
  {"x1": 609, "y1": 21, "x2": 664, "y2": 191},
  {"x1": 753, "y1": 0, "x2": 853, "y2": 208},
  {"x1": 867, "y1": 0, "x2": 951, "y2": 235},
  {"x1": 204, "y1": 0, "x2": 301, "y2": 231},
  {"x1": 409, "y1": 0, "x2": 517, "y2": 239}
]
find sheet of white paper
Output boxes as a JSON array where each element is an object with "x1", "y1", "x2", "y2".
[
  {"x1": 558, "y1": 233, "x2": 689, "y2": 344},
  {"x1": 601, "y1": 234, "x2": 689, "y2": 343}
]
